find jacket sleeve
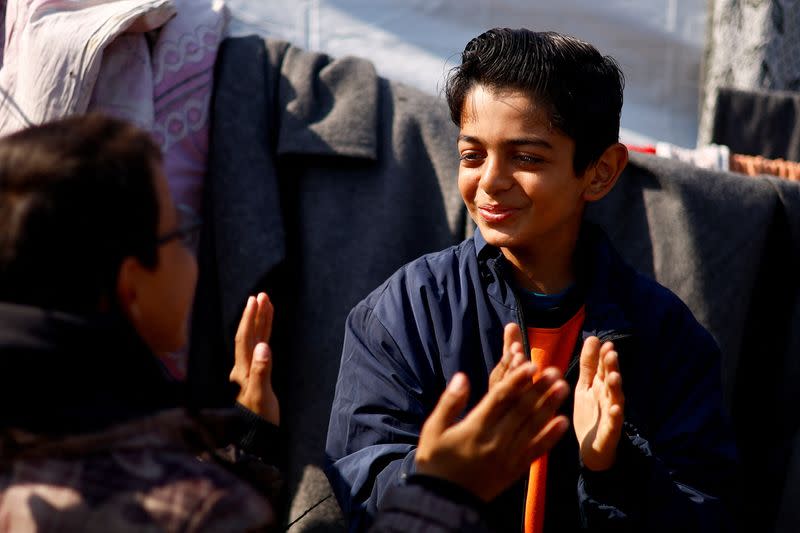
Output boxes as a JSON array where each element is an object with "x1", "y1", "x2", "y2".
[
  {"x1": 205, "y1": 405, "x2": 285, "y2": 508},
  {"x1": 325, "y1": 299, "x2": 441, "y2": 532},
  {"x1": 368, "y1": 474, "x2": 492, "y2": 533},
  {"x1": 577, "y1": 297, "x2": 739, "y2": 532}
]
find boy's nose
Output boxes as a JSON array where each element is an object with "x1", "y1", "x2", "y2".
[{"x1": 479, "y1": 157, "x2": 514, "y2": 194}]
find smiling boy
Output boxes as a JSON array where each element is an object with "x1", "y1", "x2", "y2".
[{"x1": 326, "y1": 29, "x2": 737, "y2": 532}]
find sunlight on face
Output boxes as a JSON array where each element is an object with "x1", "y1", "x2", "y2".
[{"x1": 457, "y1": 84, "x2": 592, "y2": 261}]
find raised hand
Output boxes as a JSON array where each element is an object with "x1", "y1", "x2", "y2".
[
  {"x1": 573, "y1": 336, "x2": 624, "y2": 471},
  {"x1": 231, "y1": 292, "x2": 279, "y2": 425},
  {"x1": 488, "y1": 323, "x2": 530, "y2": 390},
  {"x1": 415, "y1": 337, "x2": 569, "y2": 501}
]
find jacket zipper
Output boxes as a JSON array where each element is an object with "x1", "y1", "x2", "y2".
[
  {"x1": 513, "y1": 287, "x2": 530, "y2": 533},
  {"x1": 489, "y1": 258, "x2": 634, "y2": 531},
  {"x1": 509, "y1": 267, "x2": 531, "y2": 532},
  {"x1": 488, "y1": 259, "x2": 530, "y2": 532}
]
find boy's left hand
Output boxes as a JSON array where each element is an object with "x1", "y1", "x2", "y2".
[{"x1": 573, "y1": 336, "x2": 624, "y2": 471}]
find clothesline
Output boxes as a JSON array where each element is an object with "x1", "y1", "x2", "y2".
[{"x1": 627, "y1": 143, "x2": 800, "y2": 182}]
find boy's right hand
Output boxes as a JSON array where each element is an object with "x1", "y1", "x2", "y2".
[{"x1": 415, "y1": 353, "x2": 569, "y2": 501}]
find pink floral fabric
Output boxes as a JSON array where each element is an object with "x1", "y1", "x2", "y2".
[
  {"x1": 89, "y1": 0, "x2": 228, "y2": 378},
  {"x1": 151, "y1": 0, "x2": 227, "y2": 216}
]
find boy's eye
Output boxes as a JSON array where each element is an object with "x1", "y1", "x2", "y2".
[
  {"x1": 515, "y1": 154, "x2": 544, "y2": 164},
  {"x1": 459, "y1": 152, "x2": 483, "y2": 162}
]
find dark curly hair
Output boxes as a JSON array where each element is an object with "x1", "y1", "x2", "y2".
[{"x1": 445, "y1": 28, "x2": 625, "y2": 175}]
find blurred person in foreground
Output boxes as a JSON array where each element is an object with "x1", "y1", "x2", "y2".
[{"x1": 0, "y1": 114, "x2": 282, "y2": 531}]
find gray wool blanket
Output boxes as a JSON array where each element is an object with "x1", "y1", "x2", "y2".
[
  {"x1": 588, "y1": 154, "x2": 800, "y2": 533},
  {"x1": 190, "y1": 36, "x2": 464, "y2": 530}
]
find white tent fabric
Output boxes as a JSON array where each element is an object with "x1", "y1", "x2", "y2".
[{"x1": 226, "y1": 0, "x2": 708, "y2": 148}]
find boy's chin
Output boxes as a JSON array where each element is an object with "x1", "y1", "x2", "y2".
[{"x1": 481, "y1": 230, "x2": 523, "y2": 250}]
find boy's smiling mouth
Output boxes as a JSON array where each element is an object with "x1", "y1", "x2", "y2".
[{"x1": 477, "y1": 204, "x2": 519, "y2": 223}]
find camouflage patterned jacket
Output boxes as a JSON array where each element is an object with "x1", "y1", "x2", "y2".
[
  {"x1": 0, "y1": 409, "x2": 279, "y2": 532},
  {"x1": 0, "y1": 303, "x2": 282, "y2": 532}
]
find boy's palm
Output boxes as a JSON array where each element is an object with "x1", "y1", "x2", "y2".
[{"x1": 573, "y1": 336, "x2": 624, "y2": 471}]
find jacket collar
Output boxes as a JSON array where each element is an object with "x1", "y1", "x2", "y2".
[
  {"x1": 473, "y1": 224, "x2": 494, "y2": 259},
  {"x1": 0, "y1": 302, "x2": 181, "y2": 436},
  {"x1": 474, "y1": 223, "x2": 634, "y2": 339}
]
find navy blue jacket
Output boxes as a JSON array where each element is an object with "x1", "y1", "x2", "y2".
[{"x1": 326, "y1": 224, "x2": 737, "y2": 532}]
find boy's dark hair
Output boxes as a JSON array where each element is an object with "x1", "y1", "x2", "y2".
[
  {"x1": 0, "y1": 114, "x2": 162, "y2": 313},
  {"x1": 445, "y1": 28, "x2": 624, "y2": 175}
]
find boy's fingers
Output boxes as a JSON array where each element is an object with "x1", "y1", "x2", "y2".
[
  {"x1": 509, "y1": 340, "x2": 527, "y2": 370},
  {"x1": 524, "y1": 415, "x2": 570, "y2": 463},
  {"x1": 600, "y1": 341, "x2": 615, "y2": 359},
  {"x1": 597, "y1": 341, "x2": 614, "y2": 380},
  {"x1": 238, "y1": 342, "x2": 281, "y2": 425},
  {"x1": 577, "y1": 336, "x2": 601, "y2": 388},
  {"x1": 256, "y1": 292, "x2": 274, "y2": 343},
  {"x1": 491, "y1": 325, "x2": 516, "y2": 385},
  {"x1": 533, "y1": 373, "x2": 569, "y2": 413},
  {"x1": 499, "y1": 373, "x2": 567, "y2": 441},
  {"x1": 477, "y1": 362, "x2": 537, "y2": 421},
  {"x1": 251, "y1": 341, "x2": 272, "y2": 376},
  {"x1": 503, "y1": 323, "x2": 525, "y2": 362},
  {"x1": 244, "y1": 342, "x2": 272, "y2": 400},
  {"x1": 506, "y1": 322, "x2": 523, "y2": 346},
  {"x1": 491, "y1": 324, "x2": 525, "y2": 387},
  {"x1": 602, "y1": 351, "x2": 623, "y2": 404},
  {"x1": 503, "y1": 323, "x2": 516, "y2": 354},
  {"x1": 235, "y1": 296, "x2": 256, "y2": 350},
  {"x1": 607, "y1": 403, "x2": 623, "y2": 422},
  {"x1": 253, "y1": 293, "x2": 266, "y2": 342},
  {"x1": 231, "y1": 296, "x2": 256, "y2": 383},
  {"x1": 422, "y1": 373, "x2": 471, "y2": 438},
  {"x1": 607, "y1": 372, "x2": 624, "y2": 407},
  {"x1": 490, "y1": 354, "x2": 511, "y2": 388},
  {"x1": 603, "y1": 349, "x2": 620, "y2": 375},
  {"x1": 597, "y1": 353, "x2": 624, "y2": 447},
  {"x1": 531, "y1": 367, "x2": 562, "y2": 399}
]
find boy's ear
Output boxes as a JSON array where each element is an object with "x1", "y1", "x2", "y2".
[{"x1": 583, "y1": 143, "x2": 628, "y2": 202}]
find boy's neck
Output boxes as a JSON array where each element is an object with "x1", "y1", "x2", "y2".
[{"x1": 500, "y1": 229, "x2": 580, "y2": 295}]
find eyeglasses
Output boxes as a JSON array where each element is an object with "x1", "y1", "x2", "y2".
[{"x1": 156, "y1": 204, "x2": 202, "y2": 250}]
